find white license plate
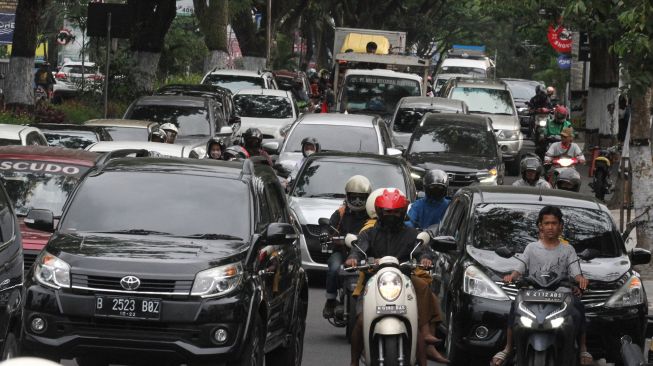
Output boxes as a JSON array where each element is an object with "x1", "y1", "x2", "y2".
[{"x1": 376, "y1": 305, "x2": 407, "y2": 315}]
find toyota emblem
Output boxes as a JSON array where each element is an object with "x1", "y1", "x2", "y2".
[{"x1": 120, "y1": 276, "x2": 141, "y2": 291}]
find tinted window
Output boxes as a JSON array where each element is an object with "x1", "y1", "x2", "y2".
[
  {"x1": 504, "y1": 81, "x2": 540, "y2": 100},
  {"x1": 233, "y1": 95, "x2": 293, "y2": 119},
  {"x1": 44, "y1": 131, "x2": 99, "y2": 149},
  {"x1": 408, "y1": 121, "x2": 495, "y2": 157},
  {"x1": 129, "y1": 105, "x2": 211, "y2": 137},
  {"x1": 393, "y1": 107, "x2": 461, "y2": 133},
  {"x1": 284, "y1": 124, "x2": 378, "y2": 153},
  {"x1": 61, "y1": 172, "x2": 250, "y2": 239},
  {"x1": 0, "y1": 139, "x2": 21, "y2": 146},
  {"x1": 450, "y1": 87, "x2": 514, "y2": 115},
  {"x1": 340, "y1": 76, "x2": 421, "y2": 116},
  {"x1": 472, "y1": 204, "x2": 622, "y2": 256},
  {"x1": 292, "y1": 160, "x2": 407, "y2": 199},
  {"x1": 203, "y1": 75, "x2": 264, "y2": 93},
  {"x1": 1, "y1": 160, "x2": 90, "y2": 216},
  {"x1": 104, "y1": 127, "x2": 149, "y2": 141}
]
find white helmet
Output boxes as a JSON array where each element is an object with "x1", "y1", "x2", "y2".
[
  {"x1": 366, "y1": 187, "x2": 405, "y2": 219},
  {"x1": 0, "y1": 358, "x2": 60, "y2": 366},
  {"x1": 159, "y1": 123, "x2": 178, "y2": 134},
  {"x1": 345, "y1": 175, "x2": 372, "y2": 211}
]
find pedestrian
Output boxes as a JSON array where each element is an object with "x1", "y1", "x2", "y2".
[{"x1": 618, "y1": 95, "x2": 630, "y2": 143}]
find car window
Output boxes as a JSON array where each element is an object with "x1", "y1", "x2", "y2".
[
  {"x1": 472, "y1": 203, "x2": 623, "y2": 257},
  {"x1": 393, "y1": 107, "x2": 460, "y2": 133},
  {"x1": 504, "y1": 81, "x2": 539, "y2": 101},
  {"x1": 450, "y1": 87, "x2": 514, "y2": 115},
  {"x1": 0, "y1": 139, "x2": 21, "y2": 146},
  {"x1": 128, "y1": 105, "x2": 211, "y2": 137},
  {"x1": 202, "y1": 74, "x2": 264, "y2": 93},
  {"x1": 44, "y1": 131, "x2": 99, "y2": 149},
  {"x1": 284, "y1": 124, "x2": 378, "y2": 153},
  {"x1": 441, "y1": 197, "x2": 465, "y2": 239},
  {"x1": 340, "y1": 75, "x2": 421, "y2": 117},
  {"x1": 408, "y1": 121, "x2": 496, "y2": 157},
  {"x1": 266, "y1": 181, "x2": 289, "y2": 222},
  {"x1": 103, "y1": 127, "x2": 149, "y2": 141},
  {"x1": 233, "y1": 95, "x2": 293, "y2": 119},
  {"x1": 439, "y1": 66, "x2": 486, "y2": 77},
  {"x1": 65, "y1": 65, "x2": 97, "y2": 74}
]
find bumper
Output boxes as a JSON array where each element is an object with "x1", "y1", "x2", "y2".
[
  {"x1": 299, "y1": 228, "x2": 329, "y2": 272},
  {"x1": 498, "y1": 139, "x2": 523, "y2": 161},
  {"x1": 450, "y1": 295, "x2": 511, "y2": 358},
  {"x1": 21, "y1": 283, "x2": 252, "y2": 364}
]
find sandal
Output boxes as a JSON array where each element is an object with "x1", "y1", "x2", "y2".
[
  {"x1": 580, "y1": 351, "x2": 593, "y2": 365},
  {"x1": 490, "y1": 350, "x2": 510, "y2": 366}
]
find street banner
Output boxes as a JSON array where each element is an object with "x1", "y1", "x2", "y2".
[
  {"x1": 547, "y1": 24, "x2": 572, "y2": 53},
  {"x1": 0, "y1": 13, "x2": 14, "y2": 45}
]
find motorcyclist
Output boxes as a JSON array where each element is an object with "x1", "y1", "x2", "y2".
[
  {"x1": 407, "y1": 169, "x2": 451, "y2": 229},
  {"x1": 322, "y1": 175, "x2": 372, "y2": 319},
  {"x1": 545, "y1": 105, "x2": 573, "y2": 138},
  {"x1": 554, "y1": 167, "x2": 582, "y2": 192},
  {"x1": 241, "y1": 128, "x2": 272, "y2": 166},
  {"x1": 149, "y1": 129, "x2": 167, "y2": 143},
  {"x1": 545, "y1": 127, "x2": 586, "y2": 165},
  {"x1": 206, "y1": 137, "x2": 226, "y2": 160},
  {"x1": 293, "y1": 137, "x2": 320, "y2": 176},
  {"x1": 222, "y1": 145, "x2": 250, "y2": 161},
  {"x1": 546, "y1": 86, "x2": 559, "y2": 106},
  {"x1": 34, "y1": 62, "x2": 56, "y2": 96},
  {"x1": 512, "y1": 155, "x2": 552, "y2": 188},
  {"x1": 345, "y1": 189, "x2": 449, "y2": 366},
  {"x1": 159, "y1": 123, "x2": 178, "y2": 144},
  {"x1": 528, "y1": 85, "x2": 550, "y2": 110},
  {"x1": 490, "y1": 206, "x2": 592, "y2": 366}
]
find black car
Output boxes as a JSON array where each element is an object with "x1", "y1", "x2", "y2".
[
  {"x1": 154, "y1": 84, "x2": 239, "y2": 126},
  {"x1": 431, "y1": 186, "x2": 651, "y2": 365},
  {"x1": 20, "y1": 156, "x2": 308, "y2": 366},
  {"x1": 31, "y1": 123, "x2": 113, "y2": 150},
  {"x1": 405, "y1": 113, "x2": 504, "y2": 192}
]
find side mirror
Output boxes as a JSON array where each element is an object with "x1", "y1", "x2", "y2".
[
  {"x1": 262, "y1": 141, "x2": 280, "y2": 155},
  {"x1": 265, "y1": 223, "x2": 297, "y2": 246},
  {"x1": 24, "y1": 208, "x2": 55, "y2": 232},
  {"x1": 494, "y1": 246, "x2": 514, "y2": 259},
  {"x1": 431, "y1": 236, "x2": 457, "y2": 252},
  {"x1": 386, "y1": 147, "x2": 402, "y2": 157},
  {"x1": 394, "y1": 145, "x2": 405, "y2": 152},
  {"x1": 416, "y1": 232, "x2": 430, "y2": 246},
  {"x1": 630, "y1": 248, "x2": 651, "y2": 266},
  {"x1": 410, "y1": 166, "x2": 425, "y2": 191},
  {"x1": 578, "y1": 248, "x2": 600, "y2": 261},
  {"x1": 217, "y1": 126, "x2": 234, "y2": 136}
]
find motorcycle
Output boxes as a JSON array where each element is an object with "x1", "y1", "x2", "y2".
[
  {"x1": 589, "y1": 146, "x2": 617, "y2": 201},
  {"x1": 317, "y1": 217, "x2": 359, "y2": 340},
  {"x1": 531, "y1": 107, "x2": 551, "y2": 144},
  {"x1": 545, "y1": 156, "x2": 579, "y2": 188},
  {"x1": 494, "y1": 246, "x2": 598, "y2": 366},
  {"x1": 344, "y1": 232, "x2": 431, "y2": 366}
]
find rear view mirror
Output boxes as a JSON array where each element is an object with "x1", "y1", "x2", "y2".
[
  {"x1": 265, "y1": 223, "x2": 297, "y2": 246},
  {"x1": 262, "y1": 141, "x2": 280, "y2": 155},
  {"x1": 630, "y1": 248, "x2": 651, "y2": 266},
  {"x1": 494, "y1": 246, "x2": 514, "y2": 259},
  {"x1": 386, "y1": 147, "x2": 402, "y2": 157},
  {"x1": 431, "y1": 236, "x2": 457, "y2": 252},
  {"x1": 25, "y1": 209, "x2": 55, "y2": 232}
]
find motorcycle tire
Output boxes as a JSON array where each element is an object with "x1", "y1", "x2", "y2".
[
  {"x1": 594, "y1": 169, "x2": 607, "y2": 201},
  {"x1": 371, "y1": 335, "x2": 404, "y2": 366},
  {"x1": 526, "y1": 349, "x2": 554, "y2": 366},
  {"x1": 345, "y1": 294, "x2": 356, "y2": 342}
]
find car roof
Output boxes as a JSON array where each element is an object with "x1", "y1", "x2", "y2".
[
  {"x1": 344, "y1": 68, "x2": 422, "y2": 82},
  {"x1": 297, "y1": 113, "x2": 377, "y2": 127},
  {"x1": 156, "y1": 84, "x2": 232, "y2": 96},
  {"x1": 31, "y1": 123, "x2": 105, "y2": 132},
  {"x1": 86, "y1": 141, "x2": 186, "y2": 153},
  {"x1": 442, "y1": 58, "x2": 490, "y2": 68},
  {"x1": 206, "y1": 69, "x2": 265, "y2": 77},
  {"x1": 450, "y1": 77, "x2": 507, "y2": 90},
  {"x1": 132, "y1": 95, "x2": 208, "y2": 107},
  {"x1": 463, "y1": 186, "x2": 604, "y2": 210},
  {"x1": 305, "y1": 151, "x2": 405, "y2": 165},
  {"x1": 0, "y1": 146, "x2": 98, "y2": 166},
  {"x1": 235, "y1": 88, "x2": 292, "y2": 97},
  {"x1": 418, "y1": 113, "x2": 488, "y2": 128},
  {"x1": 62, "y1": 61, "x2": 96, "y2": 67},
  {"x1": 84, "y1": 119, "x2": 158, "y2": 128},
  {"x1": 397, "y1": 97, "x2": 465, "y2": 109},
  {"x1": 0, "y1": 124, "x2": 39, "y2": 138}
]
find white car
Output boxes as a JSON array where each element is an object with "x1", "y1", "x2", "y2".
[
  {"x1": 200, "y1": 69, "x2": 277, "y2": 93},
  {"x1": 85, "y1": 141, "x2": 199, "y2": 158},
  {"x1": 55, "y1": 61, "x2": 103, "y2": 83},
  {"x1": 232, "y1": 89, "x2": 298, "y2": 139},
  {"x1": 0, "y1": 125, "x2": 48, "y2": 146}
]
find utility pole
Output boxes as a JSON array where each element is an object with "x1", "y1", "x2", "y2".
[{"x1": 266, "y1": 0, "x2": 272, "y2": 68}]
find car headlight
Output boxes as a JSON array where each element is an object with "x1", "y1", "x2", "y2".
[
  {"x1": 605, "y1": 276, "x2": 644, "y2": 308},
  {"x1": 495, "y1": 129, "x2": 520, "y2": 140},
  {"x1": 462, "y1": 265, "x2": 510, "y2": 301},
  {"x1": 191, "y1": 262, "x2": 243, "y2": 298},
  {"x1": 378, "y1": 271, "x2": 403, "y2": 302},
  {"x1": 477, "y1": 168, "x2": 498, "y2": 184},
  {"x1": 34, "y1": 251, "x2": 71, "y2": 289}
]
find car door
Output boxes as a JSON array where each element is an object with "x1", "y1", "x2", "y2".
[
  {"x1": 0, "y1": 182, "x2": 23, "y2": 349},
  {"x1": 433, "y1": 195, "x2": 468, "y2": 306}
]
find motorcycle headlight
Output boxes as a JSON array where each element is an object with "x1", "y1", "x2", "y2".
[
  {"x1": 191, "y1": 262, "x2": 243, "y2": 298},
  {"x1": 605, "y1": 276, "x2": 644, "y2": 308},
  {"x1": 557, "y1": 158, "x2": 574, "y2": 167},
  {"x1": 550, "y1": 317, "x2": 565, "y2": 328},
  {"x1": 519, "y1": 316, "x2": 533, "y2": 328},
  {"x1": 496, "y1": 129, "x2": 520, "y2": 141},
  {"x1": 378, "y1": 271, "x2": 403, "y2": 302},
  {"x1": 463, "y1": 265, "x2": 510, "y2": 301},
  {"x1": 538, "y1": 119, "x2": 547, "y2": 127},
  {"x1": 34, "y1": 251, "x2": 71, "y2": 289}
]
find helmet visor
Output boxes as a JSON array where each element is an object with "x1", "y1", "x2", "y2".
[
  {"x1": 347, "y1": 192, "x2": 369, "y2": 209},
  {"x1": 425, "y1": 184, "x2": 447, "y2": 200}
]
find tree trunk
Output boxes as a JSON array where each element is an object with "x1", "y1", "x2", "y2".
[
  {"x1": 231, "y1": 7, "x2": 266, "y2": 59},
  {"x1": 585, "y1": 36, "x2": 619, "y2": 145},
  {"x1": 128, "y1": 0, "x2": 176, "y2": 92},
  {"x1": 194, "y1": 0, "x2": 230, "y2": 73},
  {"x1": 6, "y1": 0, "x2": 51, "y2": 108},
  {"x1": 241, "y1": 56, "x2": 266, "y2": 71}
]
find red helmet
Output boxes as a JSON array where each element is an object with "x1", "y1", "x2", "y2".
[
  {"x1": 375, "y1": 189, "x2": 409, "y2": 211},
  {"x1": 554, "y1": 105, "x2": 568, "y2": 120}
]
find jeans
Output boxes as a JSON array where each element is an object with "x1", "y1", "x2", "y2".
[{"x1": 326, "y1": 251, "x2": 344, "y2": 299}]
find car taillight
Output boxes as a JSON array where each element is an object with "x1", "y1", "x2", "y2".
[{"x1": 55, "y1": 72, "x2": 67, "y2": 80}]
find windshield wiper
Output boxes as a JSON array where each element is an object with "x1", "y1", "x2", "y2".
[
  {"x1": 468, "y1": 110, "x2": 492, "y2": 114},
  {"x1": 176, "y1": 233, "x2": 244, "y2": 240},
  {"x1": 307, "y1": 193, "x2": 346, "y2": 198},
  {"x1": 97, "y1": 229, "x2": 172, "y2": 236}
]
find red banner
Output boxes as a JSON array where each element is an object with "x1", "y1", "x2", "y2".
[{"x1": 547, "y1": 24, "x2": 572, "y2": 53}]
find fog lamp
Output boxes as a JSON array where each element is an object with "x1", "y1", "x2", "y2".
[
  {"x1": 31, "y1": 317, "x2": 46, "y2": 333},
  {"x1": 474, "y1": 326, "x2": 489, "y2": 339},
  {"x1": 213, "y1": 328, "x2": 228, "y2": 344}
]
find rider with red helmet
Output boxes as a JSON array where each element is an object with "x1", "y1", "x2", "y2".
[{"x1": 545, "y1": 105, "x2": 572, "y2": 138}]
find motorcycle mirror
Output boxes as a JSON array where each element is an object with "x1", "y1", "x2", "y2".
[
  {"x1": 344, "y1": 234, "x2": 358, "y2": 249},
  {"x1": 577, "y1": 248, "x2": 599, "y2": 261},
  {"x1": 494, "y1": 246, "x2": 514, "y2": 259},
  {"x1": 416, "y1": 232, "x2": 430, "y2": 247},
  {"x1": 318, "y1": 218, "x2": 330, "y2": 227}
]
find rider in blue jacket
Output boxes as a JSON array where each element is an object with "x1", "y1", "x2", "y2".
[{"x1": 407, "y1": 169, "x2": 450, "y2": 229}]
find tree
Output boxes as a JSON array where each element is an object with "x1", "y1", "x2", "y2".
[{"x1": 193, "y1": 0, "x2": 229, "y2": 73}]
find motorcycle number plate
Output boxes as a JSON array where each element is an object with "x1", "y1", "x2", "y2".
[
  {"x1": 523, "y1": 290, "x2": 564, "y2": 303},
  {"x1": 376, "y1": 305, "x2": 407, "y2": 315}
]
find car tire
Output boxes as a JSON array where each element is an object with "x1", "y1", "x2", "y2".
[
  {"x1": 266, "y1": 298, "x2": 307, "y2": 366},
  {"x1": 1, "y1": 332, "x2": 17, "y2": 360},
  {"x1": 229, "y1": 311, "x2": 265, "y2": 366}
]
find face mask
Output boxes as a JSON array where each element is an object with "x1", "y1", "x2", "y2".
[
  {"x1": 303, "y1": 148, "x2": 315, "y2": 157},
  {"x1": 426, "y1": 186, "x2": 446, "y2": 201},
  {"x1": 347, "y1": 193, "x2": 368, "y2": 211},
  {"x1": 380, "y1": 214, "x2": 403, "y2": 229}
]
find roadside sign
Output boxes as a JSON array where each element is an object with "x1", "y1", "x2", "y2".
[
  {"x1": 0, "y1": 12, "x2": 14, "y2": 45},
  {"x1": 547, "y1": 24, "x2": 572, "y2": 53},
  {"x1": 557, "y1": 55, "x2": 571, "y2": 69}
]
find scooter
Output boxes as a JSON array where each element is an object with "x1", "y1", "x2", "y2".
[
  {"x1": 545, "y1": 156, "x2": 580, "y2": 188},
  {"x1": 344, "y1": 232, "x2": 431, "y2": 366},
  {"x1": 589, "y1": 146, "x2": 617, "y2": 201},
  {"x1": 620, "y1": 335, "x2": 652, "y2": 366},
  {"x1": 532, "y1": 108, "x2": 552, "y2": 159}
]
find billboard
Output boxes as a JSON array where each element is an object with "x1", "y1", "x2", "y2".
[{"x1": 0, "y1": 13, "x2": 14, "y2": 45}]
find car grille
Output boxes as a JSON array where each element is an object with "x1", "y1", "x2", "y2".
[
  {"x1": 71, "y1": 274, "x2": 193, "y2": 295},
  {"x1": 307, "y1": 248, "x2": 330, "y2": 264},
  {"x1": 497, "y1": 282, "x2": 615, "y2": 310},
  {"x1": 447, "y1": 172, "x2": 477, "y2": 187},
  {"x1": 24, "y1": 252, "x2": 39, "y2": 273},
  {"x1": 305, "y1": 224, "x2": 326, "y2": 237}
]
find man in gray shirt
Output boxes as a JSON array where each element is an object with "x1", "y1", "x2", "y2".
[{"x1": 491, "y1": 206, "x2": 593, "y2": 366}]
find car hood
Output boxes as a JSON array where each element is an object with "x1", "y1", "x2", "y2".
[
  {"x1": 466, "y1": 245, "x2": 632, "y2": 283},
  {"x1": 19, "y1": 218, "x2": 52, "y2": 252},
  {"x1": 239, "y1": 117, "x2": 295, "y2": 139},
  {"x1": 289, "y1": 196, "x2": 343, "y2": 225},
  {"x1": 408, "y1": 153, "x2": 496, "y2": 172},
  {"x1": 278, "y1": 152, "x2": 303, "y2": 171},
  {"x1": 486, "y1": 114, "x2": 520, "y2": 130}
]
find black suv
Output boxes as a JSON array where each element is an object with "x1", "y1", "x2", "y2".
[
  {"x1": 431, "y1": 186, "x2": 651, "y2": 365},
  {"x1": 20, "y1": 156, "x2": 308, "y2": 366}
]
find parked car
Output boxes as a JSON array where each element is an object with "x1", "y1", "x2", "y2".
[
  {"x1": 86, "y1": 141, "x2": 198, "y2": 158},
  {"x1": 273, "y1": 113, "x2": 402, "y2": 173},
  {"x1": 431, "y1": 186, "x2": 651, "y2": 365},
  {"x1": 440, "y1": 77, "x2": 523, "y2": 175},
  {"x1": 232, "y1": 89, "x2": 299, "y2": 139},
  {"x1": 288, "y1": 152, "x2": 417, "y2": 272},
  {"x1": 0, "y1": 146, "x2": 98, "y2": 273},
  {"x1": 390, "y1": 97, "x2": 469, "y2": 147},
  {"x1": 404, "y1": 113, "x2": 503, "y2": 192},
  {"x1": 0, "y1": 124, "x2": 48, "y2": 146},
  {"x1": 201, "y1": 69, "x2": 278, "y2": 93},
  {"x1": 31, "y1": 123, "x2": 113, "y2": 150},
  {"x1": 154, "y1": 84, "x2": 238, "y2": 126},
  {"x1": 83, "y1": 119, "x2": 160, "y2": 142},
  {"x1": 501, "y1": 78, "x2": 545, "y2": 137},
  {"x1": 20, "y1": 156, "x2": 308, "y2": 366},
  {"x1": 54, "y1": 61, "x2": 103, "y2": 84}
]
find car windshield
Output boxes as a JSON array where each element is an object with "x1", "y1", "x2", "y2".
[
  {"x1": 504, "y1": 81, "x2": 539, "y2": 101},
  {"x1": 292, "y1": 160, "x2": 407, "y2": 198},
  {"x1": 1, "y1": 160, "x2": 90, "y2": 217},
  {"x1": 440, "y1": 66, "x2": 486, "y2": 77},
  {"x1": 472, "y1": 203, "x2": 623, "y2": 257},
  {"x1": 340, "y1": 75, "x2": 421, "y2": 116},
  {"x1": 203, "y1": 74, "x2": 264, "y2": 93},
  {"x1": 129, "y1": 106, "x2": 211, "y2": 137},
  {"x1": 60, "y1": 172, "x2": 250, "y2": 239},
  {"x1": 65, "y1": 65, "x2": 97, "y2": 75},
  {"x1": 451, "y1": 87, "x2": 514, "y2": 115},
  {"x1": 408, "y1": 121, "x2": 495, "y2": 157},
  {"x1": 393, "y1": 107, "x2": 460, "y2": 133},
  {"x1": 104, "y1": 127, "x2": 149, "y2": 141},
  {"x1": 233, "y1": 95, "x2": 293, "y2": 119},
  {"x1": 0, "y1": 139, "x2": 21, "y2": 146},
  {"x1": 284, "y1": 124, "x2": 378, "y2": 153},
  {"x1": 44, "y1": 131, "x2": 99, "y2": 149}
]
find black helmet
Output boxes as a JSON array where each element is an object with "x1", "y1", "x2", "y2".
[
  {"x1": 301, "y1": 137, "x2": 320, "y2": 158},
  {"x1": 206, "y1": 137, "x2": 226, "y2": 160},
  {"x1": 423, "y1": 169, "x2": 449, "y2": 200},
  {"x1": 242, "y1": 128, "x2": 263, "y2": 149},
  {"x1": 223, "y1": 145, "x2": 250, "y2": 161},
  {"x1": 149, "y1": 129, "x2": 167, "y2": 143},
  {"x1": 520, "y1": 156, "x2": 544, "y2": 185},
  {"x1": 555, "y1": 168, "x2": 581, "y2": 192}
]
